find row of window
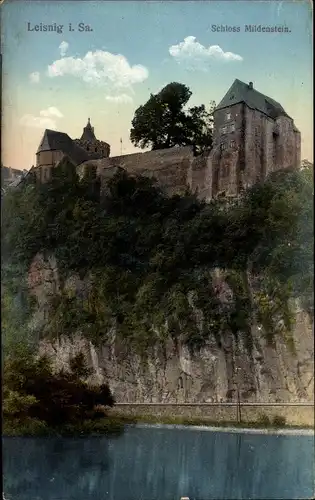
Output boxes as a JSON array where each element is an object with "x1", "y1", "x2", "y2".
[
  {"x1": 221, "y1": 123, "x2": 235, "y2": 134},
  {"x1": 220, "y1": 140, "x2": 236, "y2": 151}
]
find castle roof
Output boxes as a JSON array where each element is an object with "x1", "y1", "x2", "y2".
[
  {"x1": 1, "y1": 166, "x2": 25, "y2": 182},
  {"x1": 216, "y1": 79, "x2": 290, "y2": 120},
  {"x1": 80, "y1": 117, "x2": 97, "y2": 141},
  {"x1": 36, "y1": 129, "x2": 98, "y2": 166}
]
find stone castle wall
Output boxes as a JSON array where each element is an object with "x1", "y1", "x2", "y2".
[
  {"x1": 80, "y1": 146, "x2": 201, "y2": 197},
  {"x1": 78, "y1": 115, "x2": 300, "y2": 200},
  {"x1": 273, "y1": 116, "x2": 301, "y2": 172},
  {"x1": 74, "y1": 138, "x2": 110, "y2": 158}
]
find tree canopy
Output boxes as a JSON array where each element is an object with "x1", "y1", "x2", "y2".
[
  {"x1": 3, "y1": 343, "x2": 115, "y2": 435},
  {"x1": 130, "y1": 82, "x2": 214, "y2": 154}
]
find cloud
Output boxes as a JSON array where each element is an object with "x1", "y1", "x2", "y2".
[
  {"x1": 29, "y1": 72, "x2": 40, "y2": 83},
  {"x1": 47, "y1": 49, "x2": 149, "y2": 89},
  {"x1": 169, "y1": 36, "x2": 243, "y2": 68},
  {"x1": 20, "y1": 115, "x2": 58, "y2": 130},
  {"x1": 59, "y1": 41, "x2": 69, "y2": 57},
  {"x1": 105, "y1": 94, "x2": 133, "y2": 104},
  {"x1": 20, "y1": 107, "x2": 63, "y2": 130},
  {"x1": 40, "y1": 106, "x2": 63, "y2": 118}
]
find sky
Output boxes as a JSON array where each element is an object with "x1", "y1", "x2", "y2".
[{"x1": 1, "y1": 0, "x2": 313, "y2": 169}]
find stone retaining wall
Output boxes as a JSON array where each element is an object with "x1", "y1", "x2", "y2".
[{"x1": 109, "y1": 404, "x2": 314, "y2": 427}]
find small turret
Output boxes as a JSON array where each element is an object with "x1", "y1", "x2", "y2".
[
  {"x1": 81, "y1": 118, "x2": 97, "y2": 141},
  {"x1": 75, "y1": 119, "x2": 110, "y2": 159}
]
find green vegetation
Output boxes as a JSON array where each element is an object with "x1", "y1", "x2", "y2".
[
  {"x1": 1, "y1": 160, "x2": 313, "y2": 360},
  {"x1": 130, "y1": 82, "x2": 214, "y2": 154},
  {"x1": 107, "y1": 412, "x2": 313, "y2": 430},
  {"x1": 2, "y1": 344, "x2": 121, "y2": 437}
]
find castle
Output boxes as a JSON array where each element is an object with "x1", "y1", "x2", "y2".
[
  {"x1": 34, "y1": 118, "x2": 110, "y2": 183},
  {"x1": 34, "y1": 79, "x2": 301, "y2": 199}
]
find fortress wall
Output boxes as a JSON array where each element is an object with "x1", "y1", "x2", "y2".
[
  {"x1": 294, "y1": 130, "x2": 301, "y2": 168},
  {"x1": 189, "y1": 154, "x2": 209, "y2": 197},
  {"x1": 274, "y1": 116, "x2": 300, "y2": 171},
  {"x1": 265, "y1": 118, "x2": 275, "y2": 178},
  {"x1": 85, "y1": 146, "x2": 197, "y2": 197}
]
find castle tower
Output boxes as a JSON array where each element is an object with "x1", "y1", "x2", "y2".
[
  {"x1": 74, "y1": 118, "x2": 110, "y2": 158},
  {"x1": 206, "y1": 79, "x2": 301, "y2": 200}
]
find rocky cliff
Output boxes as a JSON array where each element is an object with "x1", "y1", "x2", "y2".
[{"x1": 28, "y1": 253, "x2": 314, "y2": 404}]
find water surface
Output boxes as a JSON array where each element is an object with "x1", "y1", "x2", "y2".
[{"x1": 3, "y1": 425, "x2": 314, "y2": 499}]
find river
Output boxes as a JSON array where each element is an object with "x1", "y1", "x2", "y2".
[{"x1": 2, "y1": 425, "x2": 314, "y2": 499}]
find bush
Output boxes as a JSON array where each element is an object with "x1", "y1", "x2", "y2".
[
  {"x1": 59, "y1": 418, "x2": 124, "y2": 437},
  {"x1": 3, "y1": 417, "x2": 49, "y2": 437},
  {"x1": 3, "y1": 348, "x2": 115, "y2": 430},
  {"x1": 257, "y1": 413, "x2": 271, "y2": 426},
  {"x1": 272, "y1": 415, "x2": 286, "y2": 427}
]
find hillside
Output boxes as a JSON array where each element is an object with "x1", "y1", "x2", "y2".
[{"x1": 1, "y1": 162, "x2": 314, "y2": 402}]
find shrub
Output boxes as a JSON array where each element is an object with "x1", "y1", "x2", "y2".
[
  {"x1": 3, "y1": 349, "x2": 115, "y2": 430},
  {"x1": 257, "y1": 413, "x2": 271, "y2": 426},
  {"x1": 3, "y1": 417, "x2": 49, "y2": 437},
  {"x1": 272, "y1": 415, "x2": 286, "y2": 427}
]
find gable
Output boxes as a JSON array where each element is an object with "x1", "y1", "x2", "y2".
[
  {"x1": 216, "y1": 79, "x2": 289, "y2": 119},
  {"x1": 37, "y1": 129, "x2": 99, "y2": 166}
]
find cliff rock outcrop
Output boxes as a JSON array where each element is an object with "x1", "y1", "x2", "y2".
[{"x1": 27, "y1": 253, "x2": 314, "y2": 404}]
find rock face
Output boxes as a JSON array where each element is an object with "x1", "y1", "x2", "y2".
[{"x1": 29, "y1": 253, "x2": 314, "y2": 403}]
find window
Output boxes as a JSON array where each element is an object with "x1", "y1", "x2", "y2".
[
  {"x1": 220, "y1": 143, "x2": 226, "y2": 151},
  {"x1": 229, "y1": 94, "x2": 235, "y2": 100},
  {"x1": 221, "y1": 126, "x2": 227, "y2": 134},
  {"x1": 226, "y1": 112, "x2": 231, "y2": 121},
  {"x1": 229, "y1": 123, "x2": 235, "y2": 132},
  {"x1": 222, "y1": 164, "x2": 230, "y2": 177},
  {"x1": 230, "y1": 140, "x2": 236, "y2": 148}
]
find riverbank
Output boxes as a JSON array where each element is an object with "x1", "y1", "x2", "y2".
[
  {"x1": 133, "y1": 422, "x2": 315, "y2": 436},
  {"x1": 2, "y1": 416, "x2": 126, "y2": 437},
  {"x1": 108, "y1": 402, "x2": 315, "y2": 427},
  {"x1": 112, "y1": 413, "x2": 314, "y2": 433},
  {"x1": 3, "y1": 412, "x2": 313, "y2": 437}
]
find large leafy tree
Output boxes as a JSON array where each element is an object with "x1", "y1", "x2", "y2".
[{"x1": 130, "y1": 82, "x2": 214, "y2": 154}]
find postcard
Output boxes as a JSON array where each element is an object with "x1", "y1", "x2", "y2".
[{"x1": 1, "y1": 1, "x2": 314, "y2": 499}]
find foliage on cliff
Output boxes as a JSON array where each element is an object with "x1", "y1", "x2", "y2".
[
  {"x1": 3, "y1": 345, "x2": 115, "y2": 435},
  {"x1": 1, "y1": 160, "x2": 313, "y2": 353},
  {"x1": 130, "y1": 82, "x2": 214, "y2": 154}
]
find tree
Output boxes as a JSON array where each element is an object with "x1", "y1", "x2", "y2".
[
  {"x1": 3, "y1": 347, "x2": 115, "y2": 428},
  {"x1": 130, "y1": 82, "x2": 214, "y2": 154}
]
